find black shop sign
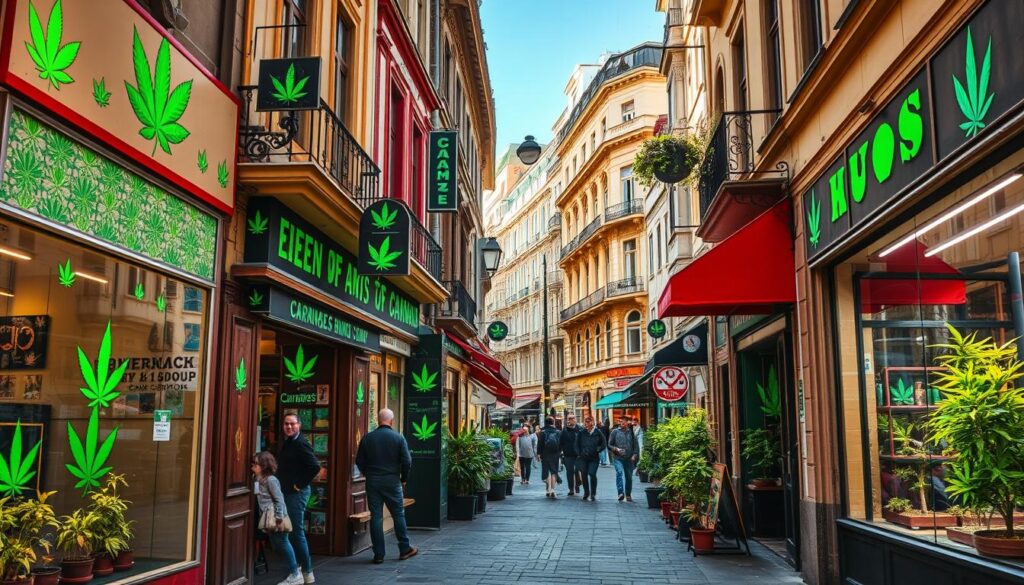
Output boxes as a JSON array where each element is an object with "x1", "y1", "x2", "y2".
[
  {"x1": 428, "y1": 131, "x2": 459, "y2": 212},
  {"x1": 248, "y1": 285, "x2": 380, "y2": 353},
  {"x1": 358, "y1": 199, "x2": 412, "y2": 276}
]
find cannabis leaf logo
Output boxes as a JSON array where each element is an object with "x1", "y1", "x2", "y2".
[
  {"x1": 235, "y1": 358, "x2": 247, "y2": 392},
  {"x1": 356, "y1": 381, "x2": 364, "y2": 404},
  {"x1": 284, "y1": 345, "x2": 318, "y2": 383},
  {"x1": 25, "y1": 0, "x2": 80, "y2": 90},
  {"x1": 125, "y1": 26, "x2": 193, "y2": 156},
  {"x1": 306, "y1": 493, "x2": 320, "y2": 508},
  {"x1": 77, "y1": 322, "x2": 130, "y2": 409},
  {"x1": 58, "y1": 258, "x2": 75, "y2": 287},
  {"x1": 0, "y1": 420, "x2": 42, "y2": 497},
  {"x1": 217, "y1": 161, "x2": 229, "y2": 188},
  {"x1": 648, "y1": 321, "x2": 665, "y2": 337},
  {"x1": 248, "y1": 210, "x2": 269, "y2": 235},
  {"x1": 66, "y1": 407, "x2": 119, "y2": 494},
  {"x1": 133, "y1": 282, "x2": 145, "y2": 301},
  {"x1": 367, "y1": 236, "x2": 403, "y2": 271},
  {"x1": 371, "y1": 202, "x2": 398, "y2": 230},
  {"x1": 756, "y1": 366, "x2": 781, "y2": 418},
  {"x1": 952, "y1": 27, "x2": 994, "y2": 139},
  {"x1": 248, "y1": 289, "x2": 264, "y2": 307},
  {"x1": 889, "y1": 378, "x2": 914, "y2": 405},
  {"x1": 411, "y1": 415, "x2": 438, "y2": 441},
  {"x1": 270, "y1": 63, "x2": 310, "y2": 105},
  {"x1": 389, "y1": 385, "x2": 398, "y2": 399},
  {"x1": 92, "y1": 77, "x2": 111, "y2": 107},
  {"x1": 807, "y1": 193, "x2": 822, "y2": 248},
  {"x1": 156, "y1": 294, "x2": 166, "y2": 312},
  {"x1": 411, "y1": 364, "x2": 438, "y2": 392},
  {"x1": 488, "y1": 323, "x2": 507, "y2": 340},
  {"x1": 197, "y1": 150, "x2": 208, "y2": 173}
]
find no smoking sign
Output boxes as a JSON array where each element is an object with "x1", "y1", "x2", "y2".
[{"x1": 653, "y1": 366, "x2": 688, "y2": 402}]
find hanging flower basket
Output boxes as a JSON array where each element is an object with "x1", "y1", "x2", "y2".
[{"x1": 634, "y1": 133, "x2": 703, "y2": 186}]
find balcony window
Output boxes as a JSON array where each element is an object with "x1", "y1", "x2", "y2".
[
  {"x1": 387, "y1": 86, "x2": 406, "y2": 200},
  {"x1": 605, "y1": 319, "x2": 613, "y2": 356},
  {"x1": 765, "y1": 0, "x2": 783, "y2": 119},
  {"x1": 575, "y1": 333, "x2": 582, "y2": 366},
  {"x1": 621, "y1": 100, "x2": 635, "y2": 122},
  {"x1": 333, "y1": 10, "x2": 353, "y2": 124},
  {"x1": 623, "y1": 239, "x2": 637, "y2": 280},
  {"x1": 799, "y1": 0, "x2": 823, "y2": 71},
  {"x1": 585, "y1": 329, "x2": 591, "y2": 363},
  {"x1": 657, "y1": 224, "x2": 663, "y2": 267},
  {"x1": 595, "y1": 325, "x2": 602, "y2": 360},
  {"x1": 283, "y1": 0, "x2": 307, "y2": 58},
  {"x1": 591, "y1": 132, "x2": 596, "y2": 154},
  {"x1": 732, "y1": 28, "x2": 748, "y2": 112},
  {"x1": 621, "y1": 166, "x2": 635, "y2": 203},
  {"x1": 626, "y1": 310, "x2": 642, "y2": 354},
  {"x1": 648, "y1": 234, "x2": 655, "y2": 273},
  {"x1": 601, "y1": 118, "x2": 607, "y2": 139}
]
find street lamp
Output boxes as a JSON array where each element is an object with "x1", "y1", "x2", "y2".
[
  {"x1": 541, "y1": 255, "x2": 551, "y2": 420},
  {"x1": 516, "y1": 135, "x2": 541, "y2": 166},
  {"x1": 480, "y1": 237, "x2": 503, "y2": 277}
]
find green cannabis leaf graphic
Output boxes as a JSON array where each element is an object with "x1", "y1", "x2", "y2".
[
  {"x1": 125, "y1": 26, "x2": 193, "y2": 155},
  {"x1": 197, "y1": 149, "x2": 208, "y2": 173},
  {"x1": 133, "y1": 282, "x2": 145, "y2": 301},
  {"x1": 952, "y1": 27, "x2": 994, "y2": 139},
  {"x1": 65, "y1": 407, "x2": 119, "y2": 494},
  {"x1": 235, "y1": 358, "x2": 247, "y2": 392},
  {"x1": 367, "y1": 236, "x2": 403, "y2": 271},
  {"x1": 488, "y1": 323, "x2": 507, "y2": 339},
  {"x1": 411, "y1": 364, "x2": 438, "y2": 392},
  {"x1": 0, "y1": 420, "x2": 42, "y2": 497},
  {"x1": 356, "y1": 381, "x2": 364, "y2": 404},
  {"x1": 248, "y1": 210, "x2": 269, "y2": 235},
  {"x1": 412, "y1": 415, "x2": 438, "y2": 441},
  {"x1": 889, "y1": 378, "x2": 914, "y2": 405},
  {"x1": 58, "y1": 258, "x2": 75, "y2": 287},
  {"x1": 25, "y1": 0, "x2": 81, "y2": 90},
  {"x1": 77, "y1": 321, "x2": 130, "y2": 409},
  {"x1": 808, "y1": 194, "x2": 821, "y2": 247},
  {"x1": 371, "y1": 202, "x2": 398, "y2": 230},
  {"x1": 156, "y1": 294, "x2": 166, "y2": 312},
  {"x1": 649, "y1": 321, "x2": 665, "y2": 336},
  {"x1": 217, "y1": 161, "x2": 229, "y2": 188},
  {"x1": 284, "y1": 345, "x2": 319, "y2": 383},
  {"x1": 389, "y1": 385, "x2": 398, "y2": 399},
  {"x1": 93, "y1": 77, "x2": 111, "y2": 107},
  {"x1": 270, "y1": 63, "x2": 310, "y2": 105},
  {"x1": 306, "y1": 493, "x2": 319, "y2": 508},
  {"x1": 756, "y1": 366, "x2": 781, "y2": 418},
  {"x1": 248, "y1": 289, "x2": 264, "y2": 307}
]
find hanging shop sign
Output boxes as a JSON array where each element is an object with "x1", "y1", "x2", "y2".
[
  {"x1": 244, "y1": 197, "x2": 420, "y2": 336},
  {"x1": 0, "y1": 0, "x2": 239, "y2": 213},
  {"x1": 428, "y1": 130, "x2": 459, "y2": 212},
  {"x1": 0, "y1": 315, "x2": 50, "y2": 369},
  {"x1": 802, "y1": 0, "x2": 1024, "y2": 260},
  {"x1": 647, "y1": 319, "x2": 667, "y2": 339},
  {"x1": 248, "y1": 285, "x2": 380, "y2": 353},
  {"x1": 256, "y1": 57, "x2": 321, "y2": 111},
  {"x1": 486, "y1": 321, "x2": 508, "y2": 342},
  {"x1": 403, "y1": 333, "x2": 448, "y2": 530},
  {"x1": 359, "y1": 199, "x2": 412, "y2": 276},
  {"x1": 652, "y1": 366, "x2": 688, "y2": 402}
]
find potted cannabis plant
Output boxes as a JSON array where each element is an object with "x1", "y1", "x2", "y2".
[
  {"x1": 88, "y1": 475, "x2": 133, "y2": 574},
  {"x1": 674, "y1": 450, "x2": 715, "y2": 552},
  {"x1": 634, "y1": 133, "x2": 703, "y2": 185},
  {"x1": 446, "y1": 429, "x2": 491, "y2": 521},
  {"x1": 929, "y1": 325, "x2": 1024, "y2": 557},
  {"x1": 879, "y1": 417, "x2": 956, "y2": 529},
  {"x1": 1, "y1": 492, "x2": 60, "y2": 585},
  {"x1": 741, "y1": 428, "x2": 782, "y2": 487},
  {"x1": 56, "y1": 508, "x2": 100, "y2": 584}
]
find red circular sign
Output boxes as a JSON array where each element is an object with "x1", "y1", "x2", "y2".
[{"x1": 652, "y1": 366, "x2": 689, "y2": 402}]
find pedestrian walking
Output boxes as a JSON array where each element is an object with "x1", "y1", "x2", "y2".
[
  {"x1": 537, "y1": 416, "x2": 562, "y2": 498},
  {"x1": 516, "y1": 423, "x2": 536, "y2": 484},
  {"x1": 253, "y1": 451, "x2": 302, "y2": 585},
  {"x1": 559, "y1": 414, "x2": 583, "y2": 496},
  {"x1": 355, "y1": 408, "x2": 418, "y2": 564},
  {"x1": 276, "y1": 413, "x2": 321, "y2": 584},
  {"x1": 632, "y1": 416, "x2": 646, "y2": 474},
  {"x1": 599, "y1": 419, "x2": 611, "y2": 466},
  {"x1": 608, "y1": 417, "x2": 639, "y2": 501},
  {"x1": 576, "y1": 416, "x2": 606, "y2": 501}
]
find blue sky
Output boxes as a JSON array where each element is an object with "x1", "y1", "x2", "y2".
[{"x1": 480, "y1": 0, "x2": 664, "y2": 157}]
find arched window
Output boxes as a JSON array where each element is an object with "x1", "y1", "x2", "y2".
[
  {"x1": 625, "y1": 311, "x2": 642, "y2": 354},
  {"x1": 575, "y1": 333, "x2": 582, "y2": 367},
  {"x1": 605, "y1": 319, "x2": 612, "y2": 357},
  {"x1": 595, "y1": 324, "x2": 602, "y2": 361},
  {"x1": 585, "y1": 329, "x2": 592, "y2": 363}
]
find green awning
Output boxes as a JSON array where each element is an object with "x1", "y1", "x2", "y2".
[
  {"x1": 593, "y1": 390, "x2": 634, "y2": 409},
  {"x1": 594, "y1": 390, "x2": 654, "y2": 409}
]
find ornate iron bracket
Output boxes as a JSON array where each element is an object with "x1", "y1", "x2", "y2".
[{"x1": 241, "y1": 114, "x2": 299, "y2": 162}]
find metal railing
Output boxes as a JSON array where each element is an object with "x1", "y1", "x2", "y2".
[
  {"x1": 663, "y1": 7, "x2": 685, "y2": 45},
  {"x1": 409, "y1": 220, "x2": 442, "y2": 281},
  {"x1": 440, "y1": 280, "x2": 476, "y2": 328},
  {"x1": 238, "y1": 86, "x2": 381, "y2": 208},
  {"x1": 560, "y1": 288, "x2": 606, "y2": 322},
  {"x1": 605, "y1": 199, "x2": 643, "y2": 221},
  {"x1": 606, "y1": 277, "x2": 645, "y2": 298},
  {"x1": 561, "y1": 215, "x2": 603, "y2": 258},
  {"x1": 698, "y1": 109, "x2": 783, "y2": 220}
]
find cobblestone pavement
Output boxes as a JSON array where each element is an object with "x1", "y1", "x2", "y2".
[{"x1": 257, "y1": 464, "x2": 806, "y2": 584}]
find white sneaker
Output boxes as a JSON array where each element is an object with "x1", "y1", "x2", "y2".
[
  {"x1": 304, "y1": 571, "x2": 315, "y2": 584},
  {"x1": 277, "y1": 572, "x2": 303, "y2": 585}
]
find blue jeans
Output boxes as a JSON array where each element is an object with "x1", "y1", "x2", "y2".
[
  {"x1": 613, "y1": 458, "x2": 635, "y2": 497},
  {"x1": 366, "y1": 477, "x2": 412, "y2": 559},
  {"x1": 283, "y1": 487, "x2": 313, "y2": 573},
  {"x1": 600, "y1": 448, "x2": 609, "y2": 465},
  {"x1": 577, "y1": 458, "x2": 599, "y2": 496},
  {"x1": 269, "y1": 525, "x2": 299, "y2": 575}
]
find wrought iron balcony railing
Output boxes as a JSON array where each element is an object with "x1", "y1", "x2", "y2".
[
  {"x1": 440, "y1": 280, "x2": 476, "y2": 328},
  {"x1": 560, "y1": 288, "x2": 606, "y2": 322},
  {"x1": 606, "y1": 277, "x2": 645, "y2": 298},
  {"x1": 698, "y1": 109, "x2": 784, "y2": 220},
  {"x1": 561, "y1": 215, "x2": 603, "y2": 259},
  {"x1": 410, "y1": 218, "x2": 443, "y2": 282},
  {"x1": 605, "y1": 199, "x2": 643, "y2": 222}
]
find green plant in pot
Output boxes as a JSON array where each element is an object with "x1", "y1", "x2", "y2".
[
  {"x1": 55, "y1": 507, "x2": 100, "y2": 584},
  {"x1": 928, "y1": 325, "x2": 1024, "y2": 557},
  {"x1": 445, "y1": 428, "x2": 491, "y2": 521},
  {"x1": 88, "y1": 474, "x2": 134, "y2": 574},
  {"x1": 672, "y1": 450, "x2": 715, "y2": 552},
  {"x1": 479, "y1": 429, "x2": 511, "y2": 501},
  {"x1": 741, "y1": 428, "x2": 781, "y2": 487},
  {"x1": 0, "y1": 491, "x2": 60, "y2": 585},
  {"x1": 633, "y1": 133, "x2": 703, "y2": 185}
]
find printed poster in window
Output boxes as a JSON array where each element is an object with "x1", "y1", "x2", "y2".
[
  {"x1": 22, "y1": 375, "x2": 41, "y2": 400},
  {"x1": 0, "y1": 315, "x2": 49, "y2": 369}
]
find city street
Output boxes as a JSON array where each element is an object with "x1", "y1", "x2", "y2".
[{"x1": 256, "y1": 465, "x2": 804, "y2": 584}]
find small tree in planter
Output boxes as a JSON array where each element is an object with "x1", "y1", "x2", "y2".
[
  {"x1": 633, "y1": 133, "x2": 703, "y2": 186},
  {"x1": 445, "y1": 429, "x2": 491, "y2": 520},
  {"x1": 741, "y1": 428, "x2": 781, "y2": 487},
  {"x1": 55, "y1": 508, "x2": 100, "y2": 584},
  {"x1": 929, "y1": 325, "x2": 1024, "y2": 557},
  {"x1": 674, "y1": 450, "x2": 715, "y2": 552},
  {"x1": 0, "y1": 491, "x2": 60, "y2": 585},
  {"x1": 88, "y1": 474, "x2": 133, "y2": 574}
]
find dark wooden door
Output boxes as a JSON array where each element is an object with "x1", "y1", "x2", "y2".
[
  {"x1": 776, "y1": 332, "x2": 801, "y2": 568},
  {"x1": 209, "y1": 290, "x2": 260, "y2": 585}
]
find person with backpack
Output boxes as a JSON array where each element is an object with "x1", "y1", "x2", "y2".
[
  {"x1": 608, "y1": 416, "x2": 639, "y2": 501},
  {"x1": 576, "y1": 416, "x2": 606, "y2": 501},
  {"x1": 559, "y1": 414, "x2": 584, "y2": 496},
  {"x1": 537, "y1": 416, "x2": 562, "y2": 498}
]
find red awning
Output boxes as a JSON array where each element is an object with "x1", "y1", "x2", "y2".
[
  {"x1": 446, "y1": 332, "x2": 513, "y2": 400},
  {"x1": 860, "y1": 241, "x2": 966, "y2": 312},
  {"x1": 659, "y1": 200, "x2": 796, "y2": 317}
]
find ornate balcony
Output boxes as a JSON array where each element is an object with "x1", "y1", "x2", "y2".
[
  {"x1": 606, "y1": 277, "x2": 645, "y2": 298},
  {"x1": 605, "y1": 199, "x2": 643, "y2": 222},
  {"x1": 438, "y1": 279, "x2": 477, "y2": 336},
  {"x1": 561, "y1": 215, "x2": 603, "y2": 259},
  {"x1": 560, "y1": 288, "x2": 605, "y2": 322}
]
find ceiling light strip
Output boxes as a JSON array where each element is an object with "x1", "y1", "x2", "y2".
[{"x1": 924, "y1": 202, "x2": 1024, "y2": 258}]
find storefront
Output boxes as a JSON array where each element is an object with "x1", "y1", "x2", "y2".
[
  {"x1": 800, "y1": 2, "x2": 1024, "y2": 581},
  {"x1": 0, "y1": 1, "x2": 237, "y2": 582}
]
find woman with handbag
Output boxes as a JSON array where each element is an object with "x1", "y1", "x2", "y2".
[{"x1": 253, "y1": 451, "x2": 302, "y2": 585}]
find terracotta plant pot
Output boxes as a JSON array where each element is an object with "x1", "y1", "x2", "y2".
[
  {"x1": 113, "y1": 550, "x2": 134, "y2": 572},
  {"x1": 59, "y1": 557, "x2": 94, "y2": 584},
  {"x1": 32, "y1": 567, "x2": 60, "y2": 585},
  {"x1": 946, "y1": 526, "x2": 982, "y2": 546},
  {"x1": 669, "y1": 510, "x2": 681, "y2": 529},
  {"x1": 91, "y1": 554, "x2": 113, "y2": 577},
  {"x1": 690, "y1": 527, "x2": 716, "y2": 552},
  {"x1": 882, "y1": 509, "x2": 958, "y2": 529},
  {"x1": 660, "y1": 500, "x2": 672, "y2": 519},
  {"x1": 0, "y1": 575, "x2": 33, "y2": 585},
  {"x1": 973, "y1": 530, "x2": 1024, "y2": 558}
]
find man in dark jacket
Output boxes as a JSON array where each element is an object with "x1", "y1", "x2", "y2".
[
  {"x1": 559, "y1": 414, "x2": 584, "y2": 496},
  {"x1": 608, "y1": 416, "x2": 640, "y2": 501},
  {"x1": 356, "y1": 408, "x2": 417, "y2": 563},
  {"x1": 577, "y1": 415, "x2": 607, "y2": 500},
  {"x1": 599, "y1": 419, "x2": 612, "y2": 466},
  {"x1": 277, "y1": 412, "x2": 321, "y2": 584},
  {"x1": 537, "y1": 416, "x2": 562, "y2": 498}
]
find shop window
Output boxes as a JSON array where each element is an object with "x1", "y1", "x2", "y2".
[{"x1": 626, "y1": 311, "x2": 642, "y2": 354}]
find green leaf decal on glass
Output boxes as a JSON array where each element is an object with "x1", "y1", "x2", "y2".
[
  {"x1": 133, "y1": 282, "x2": 145, "y2": 301},
  {"x1": 92, "y1": 77, "x2": 111, "y2": 107},
  {"x1": 156, "y1": 294, "x2": 166, "y2": 312},
  {"x1": 756, "y1": 366, "x2": 781, "y2": 418},
  {"x1": 125, "y1": 26, "x2": 193, "y2": 156},
  {"x1": 807, "y1": 193, "x2": 821, "y2": 248},
  {"x1": 952, "y1": 27, "x2": 995, "y2": 139},
  {"x1": 65, "y1": 407, "x2": 119, "y2": 494},
  {"x1": 235, "y1": 358, "x2": 247, "y2": 392},
  {"x1": 306, "y1": 493, "x2": 319, "y2": 508},
  {"x1": 25, "y1": 0, "x2": 81, "y2": 90},
  {"x1": 58, "y1": 258, "x2": 75, "y2": 287},
  {"x1": 248, "y1": 289, "x2": 264, "y2": 307},
  {"x1": 411, "y1": 415, "x2": 438, "y2": 441},
  {"x1": 370, "y1": 202, "x2": 398, "y2": 230},
  {"x1": 270, "y1": 63, "x2": 310, "y2": 105},
  {"x1": 284, "y1": 345, "x2": 318, "y2": 383},
  {"x1": 0, "y1": 420, "x2": 43, "y2": 497},
  {"x1": 197, "y1": 149, "x2": 208, "y2": 173},
  {"x1": 356, "y1": 381, "x2": 364, "y2": 404},
  {"x1": 367, "y1": 236, "x2": 403, "y2": 271},
  {"x1": 889, "y1": 378, "x2": 914, "y2": 405},
  {"x1": 77, "y1": 322, "x2": 130, "y2": 409},
  {"x1": 411, "y1": 364, "x2": 438, "y2": 393},
  {"x1": 217, "y1": 161, "x2": 229, "y2": 188},
  {"x1": 248, "y1": 209, "x2": 269, "y2": 235},
  {"x1": 389, "y1": 385, "x2": 398, "y2": 399}
]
